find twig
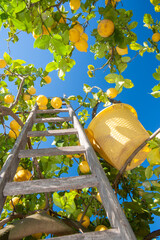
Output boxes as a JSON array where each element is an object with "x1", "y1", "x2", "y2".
[
  {"x1": 143, "y1": 229, "x2": 160, "y2": 240},
  {"x1": 92, "y1": 101, "x2": 100, "y2": 119},
  {"x1": 79, "y1": 197, "x2": 94, "y2": 225},
  {"x1": 113, "y1": 128, "x2": 160, "y2": 193}
]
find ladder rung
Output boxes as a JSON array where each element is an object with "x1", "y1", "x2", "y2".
[
  {"x1": 3, "y1": 175, "x2": 98, "y2": 196},
  {"x1": 47, "y1": 228, "x2": 121, "y2": 240},
  {"x1": 34, "y1": 117, "x2": 72, "y2": 123},
  {"x1": 27, "y1": 128, "x2": 78, "y2": 137},
  {"x1": 18, "y1": 146, "x2": 86, "y2": 158},
  {"x1": 36, "y1": 108, "x2": 69, "y2": 114}
]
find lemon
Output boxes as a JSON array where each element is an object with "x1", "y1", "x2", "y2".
[
  {"x1": 155, "y1": 5, "x2": 160, "y2": 11},
  {"x1": 10, "y1": 120, "x2": 21, "y2": 130},
  {"x1": 75, "y1": 38, "x2": 88, "y2": 52},
  {"x1": 9, "y1": 197, "x2": 22, "y2": 209},
  {"x1": 4, "y1": 94, "x2": 14, "y2": 104},
  {"x1": 23, "y1": 94, "x2": 30, "y2": 101},
  {"x1": 27, "y1": 86, "x2": 36, "y2": 95},
  {"x1": 105, "y1": 0, "x2": 116, "y2": 7},
  {"x1": 51, "y1": 97, "x2": 62, "y2": 109},
  {"x1": 152, "y1": 32, "x2": 160, "y2": 42},
  {"x1": 81, "y1": 32, "x2": 88, "y2": 41},
  {"x1": 116, "y1": 46, "x2": 128, "y2": 55},
  {"x1": 43, "y1": 75, "x2": 51, "y2": 84},
  {"x1": 0, "y1": 59, "x2": 7, "y2": 68},
  {"x1": 39, "y1": 105, "x2": 47, "y2": 110},
  {"x1": 79, "y1": 161, "x2": 90, "y2": 173},
  {"x1": 14, "y1": 169, "x2": 32, "y2": 182},
  {"x1": 59, "y1": 15, "x2": 66, "y2": 24},
  {"x1": 97, "y1": 19, "x2": 114, "y2": 38},
  {"x1": 69, "y1": 28, "x2": 80, "y2": 42},
  {"x1": 70, "y1": 0, "x2": 81, "y2": 11},
  {"x1": 77, "y1": 213, "x2": 90, "y2": 228},
  {"x1": 106, "y1": 88, "x2": 118, "y2": 98},
  {"x1": 16, "y1": 166, "x2": 24, "y2": 172},
  {"x1": 36, "y1": 95, "x2": 48, "y2": 106},
  {"x1": 95, "y1": 225, "x2": 108, "y2": 231},
  {"x1": 73, "y1": 24, "x2": 84, "y2": 34},
  {"x1": 9, "y1": 130, "x2": 19, "y2": 139},
  {"x1": 96, "y1": 192, "x2": 102, "y2": 203}
]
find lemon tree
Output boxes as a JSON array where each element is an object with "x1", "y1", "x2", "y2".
[{"x1": 0, "y1": 1, "x2": 160, "y2": 239}]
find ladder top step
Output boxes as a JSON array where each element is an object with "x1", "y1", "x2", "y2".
[
  {"x1": 34, "y1": 117, "x2": 72, "y2": 123},
  {"x1": 36, "y1": 108, "x2": 69, "y2": 114},
  {"x1": 27, "y1": 128, "x2": 78, "y2": 137},
  {"x1": 3, "y1": 175, "x2": 98, "y2": 196},
  {"x1": 18, "y1": 146, "x2": 86, "y2": 158}
]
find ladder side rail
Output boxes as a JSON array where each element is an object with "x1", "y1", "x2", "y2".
[
  {"x1": 47, "y1": 228, "x2": 122, "y2": 240},
  {"x1": 0, "y1": 105, "x2": 37, "y2": 214},
  {"x1": 68, "y1": 104, "x2": 136, "y2": 240}
]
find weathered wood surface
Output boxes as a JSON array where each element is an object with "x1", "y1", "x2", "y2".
[
  {"x1": 3, "y1": 175, "x2": 98, "y2": 196},
  {"x1": 27, "y1": 128, "x2": 78, "y2": 137},
  {"x1": 34, "y1": 117, "x2": 72, "y2": 123},
  {"x1": 68, "y1": 104, "x2": 136, "y2": 240},
  {"x1": 18, "y1": 146, "x2": 86, "y2": 158},
  {"x1": 36, "y1": 108, "x2": 69, "y2": 114},
  {"x1": 0, "y1": 105, "x2": 37, "y2": 214},
  {"x1": 48, "y1": 228, "x2": 122, "y2": 240}
]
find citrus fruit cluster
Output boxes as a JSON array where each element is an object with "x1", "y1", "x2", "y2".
[
  {"x1": 69, "y1": 23, "x2": 88, "y2": 52},
  {"x1": 9, "y1": 120, "x2": 21, "y2": 139}
]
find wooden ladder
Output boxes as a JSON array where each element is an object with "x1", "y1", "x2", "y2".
[{"x1": 0, "y1": 100, "x2": 136, "y2": 240}]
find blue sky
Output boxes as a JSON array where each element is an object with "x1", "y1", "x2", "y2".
[{"x1": 0, "y1": 0, "x2": 160, "y2": 237}]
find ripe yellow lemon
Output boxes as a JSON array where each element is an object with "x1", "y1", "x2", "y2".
[
  {"x1": 106, "y1": 88, "x2": 118, "y2": 98},
  {"x1": 70, "y1": 0, "x2": 81, "y2": 11},
  {"x1": 32, "y1": 233, "x2": 43, "y2": 239},
  {"x1": 79, "y1": 161, "x2": 90, "y2": 173},
  {"x1": 81, "y1": 32, "x2": 88, "y2": 41},
  {"x1": 73, "y1": 24, "x2": 84, "y2": 34},
  {"x1": 9, "y1": 130, "x2": 19, "y2": 139},
  {"x1": 59, "y1": 15, "x2": 66, "y2": 24},
  {"x1": 105, "y1": 0, "x2": 116, "y2": 7},
  {"x1": 39, "y1": 105, "x2": 47, "y2": 110},
  {"x1": 75, "y1": 38, "x2": 88, "y2": 52},
  {"x1": 116, "y1": 46, "x2": 128, "y2": 55},
  {"x1": 95, "y1": 225, "x2": 108, "y2": 231},
  {"x1": 51, "y1": 97, "x2": 62, "y2": 109},
  {"x1": 0, "y1": 59, "x2": 7, "y2": 68},
  {"x1": 155, "y1": 5, "x2": 160, "y2": 12},
  {"x1": 36, "y1": 95, "x2": 48, "y2": 106},
  {"x1": 23, "y1": 94, "x2": 30, "y2": 101},
  {"x1": 27, "y1": 86, "x2": 36, "y2": 95},
  {"x1": 14, "y1": 169, "x2": 32, "y2": 182},
  {"x1": 16, "y1": 166, "x2": 24, "y2": 172},
  {"x1": 43, "y1": 75, "x2": 51, "y2": 84},
  {"x1": 152, "y1": 32, "x2": 160, "y2": 42},
  {"x1": 9, "y1": 197, "x2": 22, "y2": 209},
  {"x1": 4, "y1": 94, "x2": 14, "y2": 104},
  {"x1": 10, "y1": 120, "x2": 21, "y2": 130},
  {"x1": 96, "y1": 192, "x2": 102, "y2": 203},
  {"x1": 69, "y1": 28, "x2": 80, "y2": 42},
  {"x1": 77, "y1": 213, "x2": 90, "y2": 228},
  {"x1": 97, "y1": 19, "x2": 114, "y2": 38}
]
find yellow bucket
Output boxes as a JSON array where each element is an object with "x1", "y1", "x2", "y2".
[{"x1": 87, "y1": 103, "x2": 150, "y2": 170}]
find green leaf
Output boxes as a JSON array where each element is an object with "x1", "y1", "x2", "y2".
[
  {"x1": 68, "y1": 95, "x2": 77, "y2": 100},
  {"x1": 143, "y1": 14, "x2": 154, "y2": 24},
  {"x1": 118, "y1": 63, "x2": 127, "y2": 73},
  {"x1": 3, "y1": 52, "x2": 12, "y2": 65},
  {"x1": 153, "y1": 72, "x2": 160, "y2": 80},
  {"x1": 154, "y1": 167, "x2": 160, "y2": 177},
  {"x1": 151, "y1": 181, "x2": 160, "y2": 187},
  {"x1": 45, "y1": 62, "x2": 58, "y2": 72},
  {"x1": 156, "y1": 54, "x2": 160, "y2": 61},
  {"x1": 145, "y1": 165, "x2": 153, "y2": 179},
  {"x1": 11, "y1": 18, "x2": 26, "y2": 31},
  {"x1": 130, "y1": 42, "x2": 141, "y2": 50},
  {"x1": 142, "y1": 181, "x2": 151, "y2": 190},
  {"x1": 121, "y1": 57, "x2": 131, "y2": 63},
  {"x1": 83, "y1": 84, "x2": 92, "y2": 93},
  {"x1": 124, "y1": 79, "x2": 134, "y2": 88},
  {"x1": 105, "y1": 73, "x2": 119, "y2": 83},
  {"x1": 34, "y1": 35, "x2": 50, "y2": 49},
  {"x1": 128, "y1": 21, "x2": 138, "y2": 30},
  {"x1": 89, "y1": 98, "x2": 97, "y2": 108},
  {"x1": 53, "y1": 192, "x2": 63, "y2": 209},
  {"x1": 150, "y1": 91, "x2": 160, "y2": 98},
  {"x1": 147, "y1": 148, "x2": 160, "y2": 165},
  {"x1": 152, "y1": 83, "x2": 160, "y2": 91}
]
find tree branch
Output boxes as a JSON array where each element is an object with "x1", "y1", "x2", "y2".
[
  {"x1": 143, "y1": 229, "x2": 160, "y2": 240},
  {"x1": 113, "y1": 128, "x2": 160, "y2": 192},
  {"x1": 0, "y1": 106, "x2": 24, "y2": 127}
]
